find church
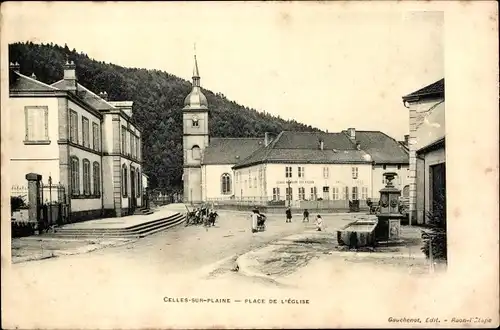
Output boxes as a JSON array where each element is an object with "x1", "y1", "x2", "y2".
[{"x1": 182, "y1": 56, "x2": 410, "y2": 208}]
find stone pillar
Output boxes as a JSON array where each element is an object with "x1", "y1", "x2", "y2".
[{"x1": 25, "y1": 173, "x2": 42, "y2": 233}]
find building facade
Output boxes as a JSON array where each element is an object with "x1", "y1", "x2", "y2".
[
  {"x1": 402, "y1": 78, "x2": 445, "y2": 225},
  {"x1": 181, "y1": 57, "x2": 409, "y2": 207},
  {"x1": 8, "y1": 61, "x2": 144, "y2": 222}
]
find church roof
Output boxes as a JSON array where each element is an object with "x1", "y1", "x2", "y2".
[
  {"x1": 202, "y1": 138, "x2": 264, "y2": 165},
  {"x1": 232, "y1": 130, "x2": 408, "y2": 169}
]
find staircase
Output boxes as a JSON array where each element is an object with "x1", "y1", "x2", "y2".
[{"x1": 49, "y1": 212, "x2": 185, "y2": 239}]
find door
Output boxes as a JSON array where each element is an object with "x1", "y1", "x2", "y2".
[
  {"x1": 130, "y1": 168, "x2": 137, "y2": 212},
  {"x1": 430, "y1": 162, "x2": 446, "y2": 225}
]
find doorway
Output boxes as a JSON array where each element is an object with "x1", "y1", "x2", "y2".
[{"x1": 430, "y1": 162, "x2": 446, "y2": 225}]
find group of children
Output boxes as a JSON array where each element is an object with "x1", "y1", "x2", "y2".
[{"x1": 285, "y1": 208, "x2": 323, "y2": 231}]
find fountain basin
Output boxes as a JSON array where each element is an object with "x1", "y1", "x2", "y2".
[{"x1": 337, "y1": 220, "x2": 377, "y2": 248}]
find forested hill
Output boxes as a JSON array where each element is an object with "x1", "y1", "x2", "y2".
[{"x1": 9, "y1": 42, "x2": 321, "y2": 191}]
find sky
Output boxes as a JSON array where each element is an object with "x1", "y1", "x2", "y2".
[{"x1": 2, "y1": 2, "x2": 444, "y2": 140}]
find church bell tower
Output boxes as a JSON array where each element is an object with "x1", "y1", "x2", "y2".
[{"x1": 182, "y1": 54, "x2": 209, "y2": 203}]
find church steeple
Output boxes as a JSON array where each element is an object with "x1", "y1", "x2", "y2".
[
  {"x1": 183, "y1": 50, "x2": 208, "y2": 110},
  {"x1": 192, "y1": 55, "x2": 200, "y2": 87}
]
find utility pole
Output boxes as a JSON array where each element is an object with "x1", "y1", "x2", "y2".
[{"x1": 287, "y1": 179, "x2": 292, "y2": 208}]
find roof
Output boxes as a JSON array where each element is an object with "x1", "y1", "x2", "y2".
[
  {"x1": 232, "y1": 131, "x2": 396, "y2": 169},
  {"x1": 402, "y1": 78, "x2": 444, "y2": 101},
  {"x1": 10, "y1": 71, "x2": 59, "y2": 92},
  {"x1": 51, "y1": 80, "x2": 117, "y2": 111},
  {"x1": 202, "y1": 138, "x2": 264, "y2": 165},
  {"x1": 344, "y1": 131, "x2": 409, "y2": 164}
]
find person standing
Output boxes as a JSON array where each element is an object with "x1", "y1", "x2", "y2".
[
  {"x1": 303, "y1": 209, "x2": 309, "y2": 222},
  {"x1": 251, "y1": 208, "x2": 259, "y2": 233},
  {"x1": 285, "y1": 207, "x2": 292, "y2": 223},
  {"x1": 315, "y1": 215, "x2": 323, "y2": 231}
]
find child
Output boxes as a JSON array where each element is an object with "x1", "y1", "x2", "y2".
[
  {"x1": 315, "y1": 215, "x2": 323, "y2": 231},
  {"x1": 303, "y1": 209, "x2": 310, "y2": 222}
]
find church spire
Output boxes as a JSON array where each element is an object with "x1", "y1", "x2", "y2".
[{"x1": 192, "y1": 54, "x2": 200, "y2": 87}]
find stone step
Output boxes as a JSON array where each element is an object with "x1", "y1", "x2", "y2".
[
  {"x1": 49, "y1": 213, "x2": 185, "y2": 238},
  {"x1": 54, "y1": 213, "x2": 182, "y2": 234}
]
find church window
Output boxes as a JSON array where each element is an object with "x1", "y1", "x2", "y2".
[
  {"x1": 221, "y1": 173, "x2": 231, "y2": 195},
  {"x1": 192, "y1": 118, "x2": 199, "y2": 127},
  {"x1": 192, "y1": 145, "x2": 201, "y2": 160}
]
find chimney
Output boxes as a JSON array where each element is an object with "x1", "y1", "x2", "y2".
[
  {"x1": 63, "y1": 60, "x2": 77, "y2": 92},
  {"x1": 99, "y1": 91, "x2": 108, "y2": 101},
  {"x1": 10, "y1": 62, "x2": 20, "y2": 73},
  {"x1": 319, "y1": 138, "x2": 324, "y2": 150},
  {"x1": 347, "y1": 128, "x2": 356, "y2": 140},
  {"x1": 404, "y1": 134, "x2": 409, "y2": 145},
  {"x1": 264, "y1": 132, "x2": 275, "y2": 147}
]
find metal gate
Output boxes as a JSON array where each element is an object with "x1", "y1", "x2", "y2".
[{"x1": 38, "y1": 178, "x2": 69, "y2": 230}]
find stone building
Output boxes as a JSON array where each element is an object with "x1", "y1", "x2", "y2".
[
  {"x1": 8, "y1": 61, "x2": 144, "y2": 222},
  {"x1": 182, "y1": 56, "x2": 409, "y2": 207},
  {"x1": 402, "y1": 78, "x2": 445, "y2": 225}
]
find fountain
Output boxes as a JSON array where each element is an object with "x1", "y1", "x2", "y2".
[
  {"x1": 374, "y1": 172, "x2": 404, "y2": 244},
  {"x1": 337, "y1": 172, "x2": 404, "y2": 249}
]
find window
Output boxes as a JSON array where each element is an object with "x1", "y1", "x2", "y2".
[
  {"x1": 310, "y1": 187, "x2": 317, "y2": 200},
  {"x1": 131, "y1": 134, "x2": 136, "y2": 159},
  {"x1": 122, "y1": 165, "x2": 128, "y2": 197},
  {"x1": 130, "y1": 167, "x2": 135, "y2": 198},
  {"x1": 397, "y1": 165, "x2": 401, "y2": 170},
  {"x1": 254, "y1": 177, "x2": 257, "y2": 188},
  {"x1": 137, "y1": 170, "x2": 141, "y2": 197},
  {"x1": 285, "y1": 166, "x2": 292, "y2": 178},
  {"x1": 332, "y1": 187, "x2": 340, "y2": 200},
  {"x1": 361, "y1": 187, "x2": 368, "y2": 200},
  {"x1": 323, "y1": 167, "x2": 329, "y2": 179},
  {"x1": 136, "y1": 136, "x2": 140, "y2": 160},
  {"x1": 93, "y1": 162, "x2": 101, "y2": 195},
  {"x1": 82, "y1": 159, "x2": 91, "y2": 195},
  {"x1": 192, "y1": 118, "x2": 199, "y2": 127},
  {"x1": 221, "y1": 173, "x2": 232, "y2": 195},
  {"x1": 192, "y1": 145, "x2": 201, "y2": 160},
  {"x1": 351, "y1": 186, "x2": 359, "y2": 200},
  {"x1": 298, "y1": 166, "x2": 305, "y2": 178},
  {"x1": 249, "y1": 175, "x2": 252, "y2": 188},
  {"x1": 24, "y1": 106, "x2": 49, "y2": 142},
  {"x1": 82, "y1": 117, "x2": 90, "y2": 148},
  {"x1": 298, "y1": 187, "x2": 305, "y2": 200},
  {"x1": 121, "y1": 126, "x2": 127, "y2": 154},
  {"x1": 352, "y1": 167, "x2": 358, "y2": 179},
  {"x1": 322, "y1": 186, "x2": 330, "y2": 200},
  {"x1": 272, "y1": 188, "x2": 280, "y2": 201},
  {"x1": 383, "y1": 165, "x2": 387, "y2": 170},
  {"x1": 70, "y1": 110, "x2": 78, "y2": 144},
  {"x1": 286, "y1": 187, "x2": 293, "y2": 201},
  {"x1": 343, "y1": 186, "x2": 348, "y2": 200},
  {"x1": 92, "y1": 123, "x2": 100, "y2": 151},
  {"x1": 70, "y1": 156, "x2": 80, "y2": 196}
]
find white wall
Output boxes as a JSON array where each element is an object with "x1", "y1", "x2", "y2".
[
  {"x1": 235, "y1": 162, "x2": 372, "y2": 201},
  {"x1": 102, "y1": 114, "x2": 114, "y2": 154},
  {"x1": 8, "y1": 96, "x2": 60, "y2": 187},
  {"x1": 102, "y1": 156, "x2": 114, "y2": 209},
  {"x1": 203, "y1": 164, "x2": 234, "y2": 200}
]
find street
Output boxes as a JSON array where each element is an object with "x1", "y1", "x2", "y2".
[{"x1": 4, "y1": 208, "x2": 362, "y2": 329}]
